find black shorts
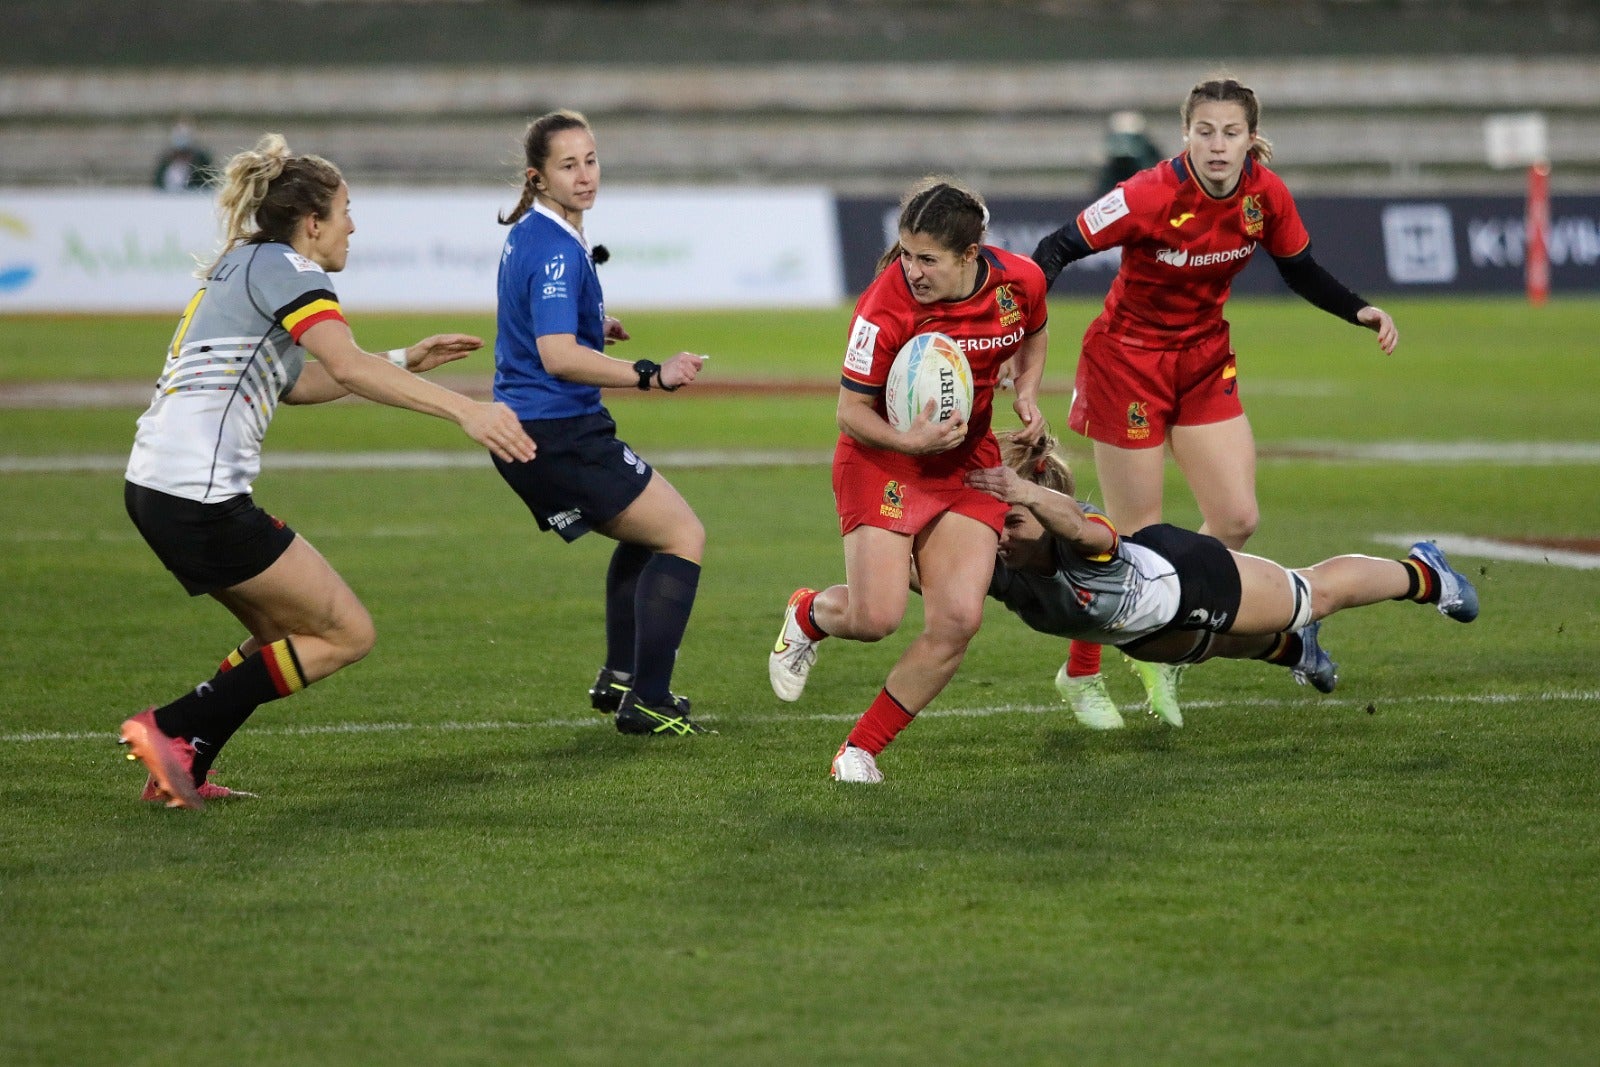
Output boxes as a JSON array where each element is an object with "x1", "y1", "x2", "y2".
[
  {"x1": 1120, "y1": 524, "x2": 1242, "y2": 652},
  {"x1": 491, "y1": 410, "x2": 653, "y2": 543},
  {"x1": 125, "y1": 481, "x2": 297, "y2": 596}
]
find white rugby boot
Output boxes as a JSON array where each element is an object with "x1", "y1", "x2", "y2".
[
  {"x1": 769, "y1": 588, "x2": 821, "y2": 702},
  {"x1": 1054, "y1": 665, "x2": 1125, "y2": 730},
  {"x1": 830, "y1": 742, "x2": 885, "y2": 784}
]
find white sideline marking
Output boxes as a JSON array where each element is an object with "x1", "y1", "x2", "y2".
[
  {"x1": 1269, "y1": 441, "x2": 1600, "y2": 464},
  {"x1": 0, "y1": 449, "x2": 833, "y2": 474},
  {"x1": 5, "y1": 440, "x2": 1600, "y2": 475},
  {"x1": 1377, "y1": 533, "x2": 1600, "y2": 570},
  {"x1": 8, "y1": 689, "x2": 1598, "y2": 745}
]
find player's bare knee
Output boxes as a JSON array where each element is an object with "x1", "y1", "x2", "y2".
[
  {"x1": 658, "y1": 513, "x2": 706, "y2": 562},
  {"x1": 848, "y1": 606, "x2": 901, "y2": 642},
  {"x1": 930, "y1": 604, "x2": 984, "y2": 644},
  {"x1": 1214, "y1": 509, "x2": 1259, "y2": 548},
  {"x1": 334, "y1": 606, "x2": 377, "y2": 666},
  {"x1": 677, "y1": 515, "x2": 707, "y2": 561}
]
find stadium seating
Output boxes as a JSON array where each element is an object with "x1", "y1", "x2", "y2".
[{"x1": 4, "y1": 56, "x2": 1598, "y2": 193}]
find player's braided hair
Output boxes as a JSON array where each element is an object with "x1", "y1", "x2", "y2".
[
  {"x1": 500, "y1": 108, "x2": 594, "y2": 226},
  {"x1": 874, "y1": 176, "x2": 989, "y2": 275},
  {"x1": 1183, "y1": 74, "x2": 1274, "y2": 164},
  {"x1": 996, "y1": 428, "x2": 1076, "y2": 498},
  {"x1": 201, "y1": 133, "x2": 343, "y2": 277}
]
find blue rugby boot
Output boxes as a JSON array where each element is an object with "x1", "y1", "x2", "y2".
[
  {"x1": 1289, "y1": 621, "x2": 1338, "y2": 693},
  {"x1": 1407, "y1": 541, "x2": 1480, "y2": 622}
]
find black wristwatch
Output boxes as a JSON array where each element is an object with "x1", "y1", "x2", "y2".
[{"x1": 632, "y1": 358, "x2": 679, "y2": 392}]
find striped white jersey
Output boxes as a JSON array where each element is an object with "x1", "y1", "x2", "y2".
[
  {"x1": 987, "y1": 520, "x2": 1181, "y2": 646},
  {"x1": 126, "y1": 242, "x2": 343, "y2": 502}
]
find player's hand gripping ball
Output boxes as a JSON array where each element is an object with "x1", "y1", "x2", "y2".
[{"x1": 884, "y1": 331, "x2": 974, "y2": 431}]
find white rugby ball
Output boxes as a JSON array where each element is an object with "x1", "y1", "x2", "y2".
[{"x1": 884, "y1": 331, "x2": 974, "y2": 432}]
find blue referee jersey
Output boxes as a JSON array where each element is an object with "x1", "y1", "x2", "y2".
[{"x1": 494, "y1": 202, "x2": 607, "y2": 421}]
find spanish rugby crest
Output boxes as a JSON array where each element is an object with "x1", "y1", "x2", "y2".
[
  {"x1": 995, "y1": 284, "x2": 1021, "y2": 328},
  {"x1": 880, "y1": 480, "x2": 906, "y2": 520},
  {"x1": 1126, "y1": 402, "x2": 1151, "y2": 441},
  {"x1": 1241, "y1": 195, "x2": 1264, "y2": 237}
]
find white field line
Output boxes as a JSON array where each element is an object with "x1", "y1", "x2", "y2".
[
  {"x1": 4, "y1": 440, "x2": 1600, "y2": 475},
  {"x1": 0, "y1": 449, "x2": 834, "y2": 474},
  {"x1": 8, "y1": 689, "x2": 1598, "y2": 745},
  {"x1": 1265, "y1": 440, "x2": 1600, "y2": 464},
  {"x1": 1377, "y1": 533, "x2": 1600, "y2": 570},
  {"x1": 10, "y1": 523, "x2": 1596, "y2": 571}
]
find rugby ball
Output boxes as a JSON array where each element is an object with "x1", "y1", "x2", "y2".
[{"x1": 884, "y1": 332, "x2": 974, "y2": 432}]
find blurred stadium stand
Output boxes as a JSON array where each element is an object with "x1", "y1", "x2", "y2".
[{"x1": 3, "y1": 0, "x2": 1598, "y2": 195}]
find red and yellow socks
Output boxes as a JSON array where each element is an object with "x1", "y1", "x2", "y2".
[
  {"x1": 217, "y1": 643, "x2": 250, "y2": 674},
  {"x1": 1398, "y1": 557, "x2": 1440, "y2": 604},
  {"x1": 1256, "y1": 632, "x2": 1304, "y2": 666},
  {"x1": 154, "y1": 638, "x2": 306, "y2": 744}
]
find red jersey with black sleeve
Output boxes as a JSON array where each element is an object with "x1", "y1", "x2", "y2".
[
  {"x1": 1076, "y1": 155, "x2": 1309, "y2": 349},
  {"x1": 837, "y1": 246, "x2": 1048, "y2": 481}
]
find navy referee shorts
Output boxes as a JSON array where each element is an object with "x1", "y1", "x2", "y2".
[{"x1": 492, "y1": 410, "x2": 654, "y2": 543}]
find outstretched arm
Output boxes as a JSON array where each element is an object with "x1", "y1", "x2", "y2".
[
  {"x1": 965, "y1": 465, "x2": 1115, "y2": 558},
  {"x1": 289, "y1": 319, "x2": 535, "y2": 463},
  {"x1": 284, "y1": 333, "x2": 485, "y2": 405},
  {"x1": 536, "y1": 333, "x2": 706, "y2": 390},
  {"x1": 1274, "y1": 251, "x2": 1398, "y2": 354}
]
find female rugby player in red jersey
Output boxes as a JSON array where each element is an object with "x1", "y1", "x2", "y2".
[
  {"x1": 767, "y1": 177, "x2": 1049, "y2": 783},
  {"x1": 1029, "y1": 75, "x2": 1398, "y2": 731}
]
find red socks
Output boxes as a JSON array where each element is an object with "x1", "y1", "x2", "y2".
[
  {"x1": 846, "y1": 688, "x2": 914, "y2": 755},
  {"x1": 794, "y1": 589, "x2": 828, "y2": 641},
  {"x1": 1067, "y1": 639, "x2": 1102, "y2": 678}
]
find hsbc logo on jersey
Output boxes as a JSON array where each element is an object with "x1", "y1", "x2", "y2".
[
  {"x1": 955, "y1": 326, "x2": 1025, "y2": 353},
  {"x1": 1083, "y1": 188, "x2": 1130, "y2": 235},
  {"x1": 1157, "y1": 243, "x2": 1257, "y2": 268},
  {"x1": 845, "y1": 315, "x2": 880, "y2": 376}
]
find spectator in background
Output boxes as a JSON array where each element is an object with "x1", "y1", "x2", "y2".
[
  {"x1": 153, "y1": 119, "x2": 215, "y2": 191},
  {"x1": 1095, "y1": 110, "x2": 1162, "y2": 196}
]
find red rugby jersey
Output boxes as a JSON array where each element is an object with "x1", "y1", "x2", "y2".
[
  {"x1": 838, "y1": 245, "x2": 1048, "y2": 479},
  {"x1": 1077, "y1": 154, "x2": 1310, "y2": 349}
]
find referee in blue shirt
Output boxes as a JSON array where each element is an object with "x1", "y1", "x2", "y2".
[{"x1": 492, "y1": 109, "x2": 710, "y2": 737}]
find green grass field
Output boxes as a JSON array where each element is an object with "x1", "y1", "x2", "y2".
[{"x1": 3, "y1": 298, "x2": 1598, "y2": 1065}]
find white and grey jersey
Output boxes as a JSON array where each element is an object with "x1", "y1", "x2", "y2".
[
  {"x1": 988, "y1": 533, "x2": 1181, "y2": 646},
  {"x1": 126, "y1": 242, "x2": 341, "y2": 502}
]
